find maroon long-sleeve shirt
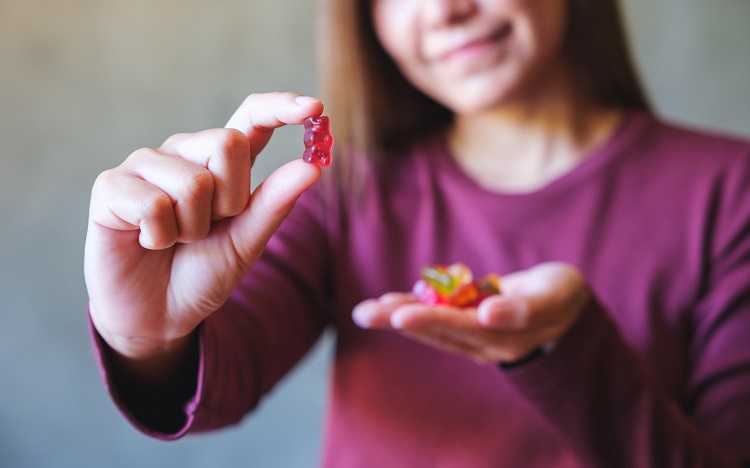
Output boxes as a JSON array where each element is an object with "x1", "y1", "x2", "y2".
[{"x1": 93, "y1": 113, "x2": 750, "y2": 466}]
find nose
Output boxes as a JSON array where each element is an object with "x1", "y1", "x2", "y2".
[{"x1": 423, "y1": 0, "x2": 478, "y2": 27}]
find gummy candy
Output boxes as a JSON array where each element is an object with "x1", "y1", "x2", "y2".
[
  {"x1": 413, "y1": 263, "x2": 501, "y2": 308},
  {"x1": 414, "y1": 263, "x2": 501, "y2": 307},
  {"x1": 303, "y1": 116, "x2": 333, "y2": 167}
]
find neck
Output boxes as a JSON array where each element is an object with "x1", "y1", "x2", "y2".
[{"x1": 447, "y1": 69, "x2": 621, "y2": 193}]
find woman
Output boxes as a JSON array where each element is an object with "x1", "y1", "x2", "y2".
[{"x1": 85, "y1": 0, "x2": 750, "y2": 465}]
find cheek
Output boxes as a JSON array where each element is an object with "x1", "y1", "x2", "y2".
[
  {"x1": 528, "y1": 0, "x2": 567, "y2": 58},
  {"x1": 371, "y1": 2, "x2": 414, "y2": 62}
]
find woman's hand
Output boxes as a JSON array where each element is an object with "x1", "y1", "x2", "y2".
[
  {"x1": 352, "y1": 262, "x2": 590, "y2": 365},
  {"x1": 85, "y1": 92, "x2": 323, "y2": 365}
]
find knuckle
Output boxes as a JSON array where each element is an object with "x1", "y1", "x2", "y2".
[
  {"x1": 126, "y1": 146, "x2": 159, "y2": 164},
  {"x1": 213, "y1": 128, "x2": 250, "y2": 157},
  {"x1": 140, "y1": 192, "x2": 174, "y2": 223},
  {"x1": 162, "y1": 132, "x2": 190, "y2": 148},
  {"x1": 277, "y1": 91, "x2": 299, "y2": 102},
  {"x1": 179, "y1": 168, "x2": 214, "y2": 201},
  {"x1": 92, "y1": 168, "x2": 119, "y2": 192},
  {"x1": 241, "y1": 92, "x2": 263, "y2": 108}
]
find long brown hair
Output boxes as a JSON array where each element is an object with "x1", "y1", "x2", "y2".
[{"x1": 317, "y1": 0, "x2": 650, "y2": 186}]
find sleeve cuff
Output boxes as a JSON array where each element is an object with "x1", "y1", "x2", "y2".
[{"x1": 87, "y1": 311, "x2": 203, "y2": 439}]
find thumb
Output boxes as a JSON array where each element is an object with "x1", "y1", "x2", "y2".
[
  {"x1": 476, "y1": 294, "x2": 536, "y2": 331},
  {"x1": 477, "y1": 262, "x2": 588, "y2": 331},
  {"x1": 226, "y1": 159, "x2": 321, "y2": 267}
]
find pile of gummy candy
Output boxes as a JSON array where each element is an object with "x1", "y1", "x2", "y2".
[{"x1": 412, "y1": 263, "x2": 501, "y2": 308}]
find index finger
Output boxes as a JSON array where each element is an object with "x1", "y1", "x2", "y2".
[{"x1": 225, "y1": 92, "x2": 323, "y2": 160}]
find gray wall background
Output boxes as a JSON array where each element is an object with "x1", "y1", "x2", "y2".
[{"x1": 1, "y1": 1, "x2": 748, "y2": 467}]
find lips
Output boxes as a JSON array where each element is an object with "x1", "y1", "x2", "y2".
[{"x1": 434, "y1": 22, "x2": 513, "y2": 63}]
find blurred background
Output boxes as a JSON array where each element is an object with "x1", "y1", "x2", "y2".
[{"x1": 0, "y1": 0, "x2": 748, "y2": 467}]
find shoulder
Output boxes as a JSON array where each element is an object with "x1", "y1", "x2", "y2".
[
  {"x1": 632, "y1": 113, "x2": 750, "y2": 165},
  {"x1": 634, "y1": 115, "x2": 750, "y2": 244},
  {"x1": 604, "y1": 113, "x2": 750, "y2": 197}
]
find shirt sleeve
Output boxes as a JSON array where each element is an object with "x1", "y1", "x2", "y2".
[
  {"x1": 89, "y1": 184, "x2": 334, "y2": 438},
  {"x1": 502, "y1": 156, "x2": 750, "y2": 467}
]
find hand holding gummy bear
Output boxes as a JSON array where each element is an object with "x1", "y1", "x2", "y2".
[
  {"x1": 353, "y1": 262, "x2": 590, "y2": 365},
  {"x1": 85, "y1": 92, "x2": 325, "y2": 364}
]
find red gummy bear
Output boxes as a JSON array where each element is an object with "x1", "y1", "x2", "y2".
[{"x1": 303, "y1": 116, "x2": 333, "y2": 167}]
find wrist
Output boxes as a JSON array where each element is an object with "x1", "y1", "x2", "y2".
[
  {"x1": 89, "y1": 303, "x2": 190, "y2": 360},
  {"x1": 498, "y1": 341, "x2": 556, "y2": 370}
]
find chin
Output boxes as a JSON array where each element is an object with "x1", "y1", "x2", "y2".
[
  {"x1": 427, "y1": 73, "x2": 530, "y2": 115},
  {"x1": 440, "y1": 89, "x2": 521, "y2": 116}
]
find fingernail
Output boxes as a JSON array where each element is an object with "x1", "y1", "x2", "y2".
[
  {"x1": 294, "y1": 95, "x2": 318, "y2": 106},
  {"x1": 390, "y1": 314, "x2": 405, "y2": 329},
  {"x1": 351, "y1": 306, "x2": 370, "y2": 328}
]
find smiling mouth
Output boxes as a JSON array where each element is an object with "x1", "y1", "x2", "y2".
[{"x1": 440, "y1": 22, "x2": 513, "y2": 62}]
